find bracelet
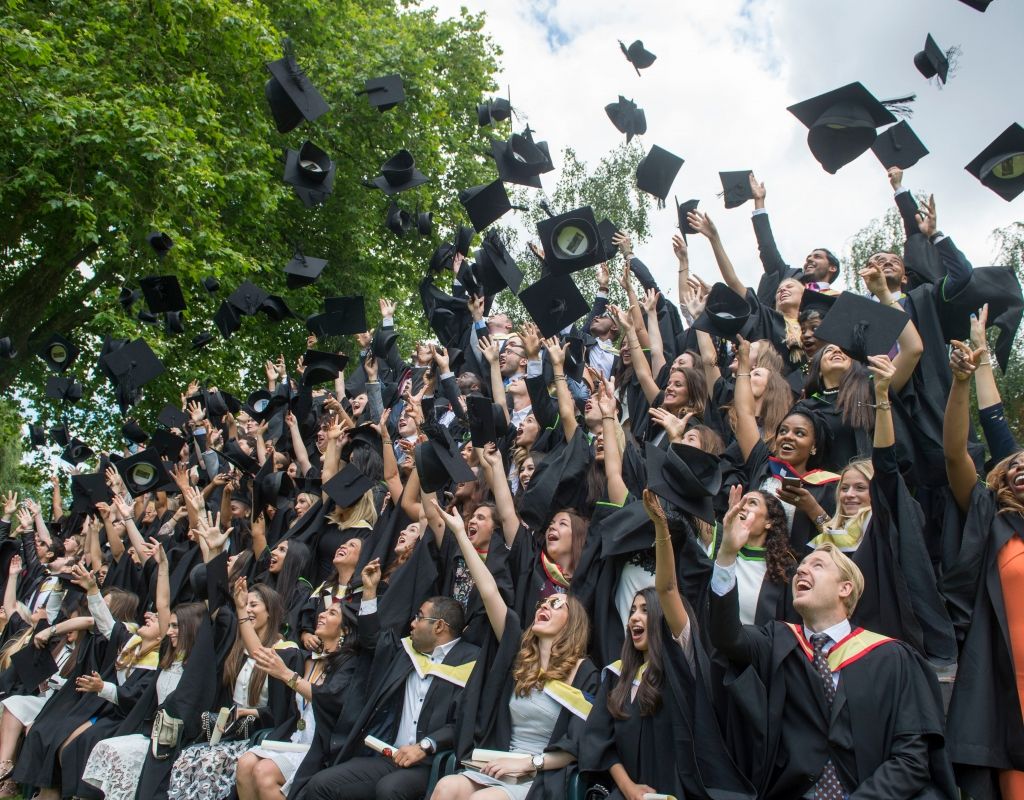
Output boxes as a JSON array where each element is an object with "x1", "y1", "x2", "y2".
[
  {"x1": 654, "y1": 536, "x2": 671, "y2": 545},
  {"x1": 286, "y1": 672, "x2": 300, "y2": 690},
  {"x1": 552, "y1": 375, "x2": 566, "y2": 382},
  {"x1": 736, "y1": 373, "x2": 751, "y2": 378},
  {"x1": 887, "y1": 301, "x2": 902, "y2": 308},
  {"x1": 602, "y1": 416, "x2": 615, "y2": 421},
  {"x1": 382, "y1": 439, "x2": 392, "y2": 446},
  {"x1": 857, "y1": 401, "x2": 891, "y2": 410}
]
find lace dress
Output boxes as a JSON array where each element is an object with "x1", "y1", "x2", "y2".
[
  {"x1": 244, "y1": 688, "x2": 316, "y2": 794},
  {"x1": 461, "y1": 688, "x2": 561, "y2": 800},
  {"x1": 168, "y1": 657, "x2": 268, "y2": 800},
  {"x1": 81, "y1": 661, "x2": 184, "y2": 800}
]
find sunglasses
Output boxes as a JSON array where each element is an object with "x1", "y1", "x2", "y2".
[{"x1": 535, "y1": 595, "x2": 568, "y2": 612}]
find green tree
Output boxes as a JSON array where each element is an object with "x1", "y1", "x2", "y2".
[{"x1": 0, "y1": 0, "x2": 500, "y2": 454}]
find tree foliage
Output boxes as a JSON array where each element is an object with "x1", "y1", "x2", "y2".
[{"x1": 0, "y1": 0, "x2": 501, "y2": 463}]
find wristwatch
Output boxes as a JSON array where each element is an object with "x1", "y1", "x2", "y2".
[
  {"x1": 813, "y1": 512, "x2": 830, "y2": 532},
  {"x1": 531, "y1": 754, "x2": 545, "y2": 771},
  {"x1": 418, "y1": 737, "x2": 435, "y2": 754}
]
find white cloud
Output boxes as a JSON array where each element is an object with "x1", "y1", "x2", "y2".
[{"x1": 430, "y1": 0, "x2": 1024, "y2": 299}]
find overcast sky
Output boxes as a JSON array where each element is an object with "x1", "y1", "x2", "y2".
[{"x1": 431, "y1": 0, "x2": 1024, "y2": 298}]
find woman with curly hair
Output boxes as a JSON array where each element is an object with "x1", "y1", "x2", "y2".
[
  {"x1": 431, "y1": 501, "x2": 598, "y2": 800},
  {"x1": 709, "y1": 485, "x2": 796, "y2": 625}
]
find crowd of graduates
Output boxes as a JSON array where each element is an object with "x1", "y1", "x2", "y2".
[{"x1": 2, "y1": 163, "x2": 1024, "y2": 800}]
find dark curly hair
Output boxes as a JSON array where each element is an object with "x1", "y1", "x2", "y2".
[{"x1": 756, "y1": 491, "x2": 797, "y2": 585}]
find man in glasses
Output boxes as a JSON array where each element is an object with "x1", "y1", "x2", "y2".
[{"x1": 296, "y1": 563, "x2": 479, "y2": 800}]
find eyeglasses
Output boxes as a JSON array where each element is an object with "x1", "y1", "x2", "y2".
[
  {"x1": 414, "y1": 611, "x2": 448, "y2": 626},
  {"x1": 535, "y1": 595, "x2": 568, "y2": 612}
]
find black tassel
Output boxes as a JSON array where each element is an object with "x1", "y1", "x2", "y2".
[{"x1": 881, "y1": 94, "x2": 916, "y2": 118}]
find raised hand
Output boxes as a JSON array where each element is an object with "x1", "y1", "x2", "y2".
[
  {"x1": 431, "y1": 500, "x2": 466, "y2": 537},
  {"x1": 264, "y1": 359, "x2": 278, "y2": 382},
  {"x1": 970, "y1": 304, "x2": 990, "y2": 353},
  {"x1": 518, "y1": 323, "x2": 541, "y2": 360},
  {"x1": 949, "y1": 339, "x2": 983, "y2": 383},
  {"x1": 379, "y1": 297, "x2": 396, "y2": 319},
  {"x1": 682, "y1": 277, "x2": 707, "y2": 319},
  {"x1": 2, "y1": 492, "x2": 17, "y2": 517},
  {"x1": 596, "y1": 262, "x2": 610, "y2": 291},
  {"x1": 858, "y1": 262, "x2": 888, "y2": 298},
  {"x1": 467, "y1": 293, "x2": 485, "y2": 322},
  {"x1": 8, "y1": 555, "x2": 22, "y2": 576},
  {"x1": 187, "y1": 401, "x2": 206, "y2": 424},
  {"x1": 611, "y1": 231, "x2": 631, "y2": 256},
  {"x1": 887, "y1": 166, "x2": 903, "y2": 191},
  {"x1": 916, "y1": 194, "x2": 937, "y2": 238},
  {"x1": 431, "y1": 345, "x2": 450, "y2": 373},
  {"x1": 641, "y1": 287, "x2": 660, "y2": 314},
  {"x1": 596, "y1": 377, "x2": 618, "y2": 419},
  {"x1": 671, "y1": 233, "x2": 688, "y2": 263},
  {"x1": 361, "y1": 557, "x2": 382, "y2": 596},
  {"x1": 232, "y1": 576, "x2": 249, "y2": 611},
  {"x1": 720, "y1": 485, "x2": 752, "y2": 558},
  {"x1": 686, "y1": 210, "x2": 719, "y2": 241},
  {"x1": 648, "y1": 407, "x2": 686, "y2": 442},
  {"x1": 478, "y1": 336, "x2": 500, "y2": 366},
  {"x1": 642, "y1": 488, "x2": 667, "y2": 525},
  {"x1": 608, "y1": 303, "x2": 632, "y2": 331},
  {"x1": 867, "y1": 354, "x2": 897, "y2": 396},
  {"x1": 748, "y1": 172, "x2": 766, "y2": 202},
  {"x1": 543, "y1": 336, "x2": 566, "y2": 367},
  {"x1": 364, "y1": 352, "x2": 379, "y2": 382}
]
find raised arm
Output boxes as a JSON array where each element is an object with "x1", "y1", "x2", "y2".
[
  {"x1": 613, "y1": 304, "x2": 659, "y2": 403},
  {"x1": 400, "y1": 457, "x2": 423, "y2": 523},
  {"x1": 4, "y1": 555, "x2": 20, "y2": 620},
  {"x1": 673, "y1": 235, "x2": 691, "y2": 322},
  {"x1": 869, "y1": 356, "x2": 896, "y2": 450},
  {"x1": 420, "y1": 488, "x2": 447, "y2": 548},
  {"x1": 732, "y1": 337, "x2": 761, "y2": 461},
  {"x1": 232, "y1": 577, "x2": 264, "y2": 657},
  {"x1": 688, "y1": 210, "x2": 746, "y2": 299},
  {"x1": 479, "y1": 337, "x2": 509, "y2": 425},
  {"x1": 50, "y1": 475, "x2": 63, "y2": 522},
  {"x1": 644, "y1": 490, "x2": 688, "y2": 637},
  {"x1": 597, "y1": 380, "x2": 628, "y2": 505},
  {"x1": 616, "y1": 262, "x2": 648, "y2": 348},
  {"x1": 153, "y1": 540, "x2": 171, "y2": 639},
  {"x1": 944, "y1": 342, "x2": 983, "y2": 512},
  {"x1": 286, "y1": 412, "x2": 313, "y2": 477},
  {"x1": 113, "y1": 494, "x2": 152, "y2": 564},
  {"x1": 376, "y1": 409, "x2": 404, "y2": 503},
  {"x1": 642, "y1": 288, "x2": 666, "y2": 377},
  {"x1": 433, "y1": 502, "x2": 508, "y2": 640},
  {"x1": 477, "y1": 444, "x2": 521, "y2": 546},
  {"x1": 858, "y1": 262, "x2": 922, "y2": 392},
  {"x1": 544, "y1": 337, "x2": 578, "y2": 443}
]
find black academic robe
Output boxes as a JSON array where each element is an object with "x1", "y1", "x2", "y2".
[
  {"x1": 710, "y1": 586, "x2": 957, "y2": 800},
  {"x1": 518, "y1": 428, "x2": 592, "y2": 533},
  {"x1": 795, "y1": 392, "x2": 871, "y2": 474},
  {"x1": 846, "y1": 445, "x2": 955, "y2": 666},
  {"x1": 455, "y1": 610, "x2": 599, "y2": 800},
  {"x1": 579, "y1": 619, "x2": 755, "y2": 800},
  {"x1": 940, "y1": 484, "x2": 1024, "y2": 800},
  {"x1": 327, "y1": 610, "x2": 479, "y2": 768}
]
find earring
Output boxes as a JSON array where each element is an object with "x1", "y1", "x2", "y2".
[{"x1": 810, "y1": 448, "x2": 817, "y2": 455}]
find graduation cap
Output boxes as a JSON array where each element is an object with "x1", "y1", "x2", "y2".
[
  {"x1": 341, "y1": 423, "x2": 385, "y2": 461},
  {"x1": 537, "y1": 205, "x2": 604, "y2": 275},
  {"x1": 935, "y1": 266, "x2": 1024, "y2": 372},
  {"x1": 219, "y1": 440, "x2": 259, "y2": 475},
  {"x1": 0, "y1": 337, "x2": 16, "y2": 359},
  {"x1": 28, "y1": 425, "x2": 46, "y2": 448},
  {"x1": 914, "y1": 34, "x2": 952, "y2": 85},
  {"x1": 49, "y1": 423, "x2": 70, "y2": 448},
  {"x1": 45, "y1": 375, "x2": 82, "y2": 404},
  {"x1": 206, "y1": 389, "x2": 240, "y2": 419},
  {"x1": 11, "y1": 645, "x2": 59, "y2": 691},
  {"x1": 563, "y1": 335, "x2": 586, "y2": 383},
  {"x1": 477, "y1": 96, "x2": 512, "y2": 126},
  {"x1": 692, "y1": 283, "x2": 751, "y2": 341},
  {"x1": 457, "y1": 258, "x2": 483, "y2": 298},
  {"x1": 121, "y1": 420, "x2": 149, "y2": 445},
  {"x1": 366, "y1": 150, "x2": 429, "y2": 195},
  {"x1": 146, "y1": 231, "x2": 174, "y2": 259},
  {"x1": 956, "y1": 0, "x2": 993, "y2": 10},
  {"x1": 192, "y1": 329, "x2": 215, "y2": 348},
  {"x1": 37, "y1": 333, "x2": 79, "y2": 373},
  {"x1": 139, "y1": 275, "x2": 186, "y2": 313},
  {"x1": 118, "y1": 285, "x2": 141, "y2": 313},
  {"x1": 151, "y1": 429, "x2": 186, "y2": 459},
  {"x1": 787, "y1": 82, "x2": 899, "y2": 174},
  {"x1": 386, "y1": 201, "x2": 413, "y2": 237},
  {"x1": 314, "y1": 295, "x2": 368, "y2": 334},
  {"x1": 420, "y1": 277, "x2": 472, "y2": 345},
  {"x1": 459, "y1": 181, "x2": 513, "y2": 231},
  {"x1": 646, "y1": 442, "x2": 722, "y2": 524},
  {"x1": 518, "y1": 273, "x2": 590, "y2": 337},
  {"x1": 164, "y1": 311, "x2": 185, "y2": 335},
  {"x1": 201, "y1": 276, "x2": 220, "y2": 294},
  {"x1": 636, "y1": 145, "x2": 683, "y2": 203},
  {"x1": 812, "y1": 290, "x2": 908, "y2": 362},
  {"x1": 359, "y1": 73, "x2": 404, "y2": 111},
  {"x1": 115, "y1": 448, "x2": 172, "y2": 497},
  {"x1": 597, "y1": 218, "x2": 620, "y2": 261},
  {"x1": 414, "y1": 424, "x2": 475, "y2": 493},
  {"x1": 490, "y1": 129, "x2": 554, "y2": 188},
  {"x1": 60, "y1": 437, "x2": 94, "y2": 465},
  {"x1": 619, "y1": 39, "x2": 656, "y2": 76},
  {"x1": 799, "y1": 288, "x2": 838, "y2": 318},
  {"x1": 465, "y1": 394, "x2": 506, "y2": 447},
  {"x1": 323, "y1": 463, "x2": 376, "y2": 508},
  {"x1": 284, "y1": 141, "x2": 336, "y2": 207},
  {"x1": 416, "y1": 210, "x2": 433, "y2": 236},
  {"x1": 476, "y1": 230, "x2": 523, "y2": 295},
  {"x1": 871, "y1": 121, "x2": 929, "y2": 170},
  {"x1": 253, "y1": 465, "x2": 295, "y2": 514},
  {"x1": 71, "y1": 473, "x2": 112, "y2": 513},
  {"x1": 302, "y1": 350, "x2": 349, "y2": 386},
  {"x1": 157, "y1": 403, "x2": 189, "y2": 431},
  {"x1": 605, "y1": 96, "x2": 646, "y2": 143},
  {"x1": 136, "y1": 309, "x2": 159, "y2": 325},
  {"x1": 429, "y1": 242, "x2": 456, "y2": 274},
  {"x1": 965, "y1": 123, "x2": 1024, "y2": 202},
  {"x1": 260, "y1": 295, "x2": 296, "y2": 322},
  {"x1": 676, "y1": 198, "x2": 700, "y2": 234},
  {"x1": 228, "y1": 281, "x2": 270, "y2": 317},
  {"x1": 284, "y1": 250, "x2": 328, "y2": 289},
  {"x1": 101, "y1": 338, "x2": 165, "y2": 401},
  {"x1": 292, "y1": 476, "x2": 323, "y2": 495},
  {"x1": 451, "y1": 225, "x2": 474, "y2": 258},
  {"x1": 718, "y1": 171, "x2": 754, "y2": 209},
  {"x1": 213, "y1": 301, "x2": 241, "y2": 340},
  {"x1": 264, "y1": 40, "x2": 330, "y2": 134}
]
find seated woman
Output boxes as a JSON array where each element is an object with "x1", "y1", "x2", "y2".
[
  {"x1": 235, "y1": 596, "x2": 358, "y2": 799},
  {"x1": 262, "y1": 536, "x2": 313, "y2": 641},
  {"x1": 732, "y1": 336, "x2": 838, "y2": 550},
  {"x1": 580, "y1": 491, "x2": 753, "y2": 800},
  {"x1": 81, "y1": 600, "x2": 205, "y2": 800},
  {"x1": 805, "y1": 353, "x2": 954, "y2": 664},
  {"x1": 431, "y1": 501, "x2": 598, "y2": 800},
  {"x1": 297, "y1": 536, "x2": 364, "y2": 652},
  {"x1": 167, "y1": 579, "x2": 302, "y2": 800}
]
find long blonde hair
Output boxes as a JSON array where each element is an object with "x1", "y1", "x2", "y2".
[
  {"x1": 826, "y1": 459, "x2": 874, "y2": 530},
  {"x1": 512, "y1": 595, "x2": 589, "y2": 697},
  {"x1": 988, "y1": 451, "x2": 1024, "y2": 516},
  {"x1": 327, "y1": 489, "x2": 378, "y2": 529}
]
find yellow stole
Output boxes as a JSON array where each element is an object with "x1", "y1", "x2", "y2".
[
  {"x1": 784, "y1": 623, "x2": 894, "y2": 671},
  {"x1": 401, "y1": 638, "x2": 475, "y2": 688},
  {"x1": 605, "y1": 660, "x2": 648, "y2": 688},
  {"x1": 542, "y1": 679, "x2": 592, "y2": 720},
  {"x1": 116, "y1": 635, "x2": 161, "y2": 673},
  {"x1": 540, "y1": 552, "x2": 571, "y2": 589}
]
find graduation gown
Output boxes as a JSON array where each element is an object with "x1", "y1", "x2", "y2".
[
  {"x1": 940, "y1": 484, "x2": 1024, "y2": 799},
  {"x1": 455, "y1": 610, "x2": 599, "y2": 800},
  {"x1": 579, "y1": 619, "x2": 755, "y2": 800},
  {"x1": 709, "y1": 586, "x2": 956, "y2": 800}
]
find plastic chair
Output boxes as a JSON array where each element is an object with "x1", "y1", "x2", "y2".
[{"x1": 424, "y1": 750, "x2": 457, "y2": 798}]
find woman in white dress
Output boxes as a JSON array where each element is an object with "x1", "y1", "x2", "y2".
[
  {"x1": 80, "y1": 601, "x2": 205, "y2": 800},
  {"x1": 234, "y1": 597, "x2": 357, "y2": 798}
]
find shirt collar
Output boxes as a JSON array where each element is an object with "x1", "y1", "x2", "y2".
[
  {"x1": 429, "y1": 637, "x2": 461, "y2": 662},
  {"x1": 803, "y1": 618, "x2": 852, "y2": 648}
]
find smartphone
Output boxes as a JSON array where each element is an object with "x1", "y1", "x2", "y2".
[{"x1": 780, "y1": 476, "x2": 802, "y2": 491}]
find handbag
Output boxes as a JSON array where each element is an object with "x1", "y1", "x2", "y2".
[{"x1": 150, "y1": 709, "x2": 184, "y2": 760}]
